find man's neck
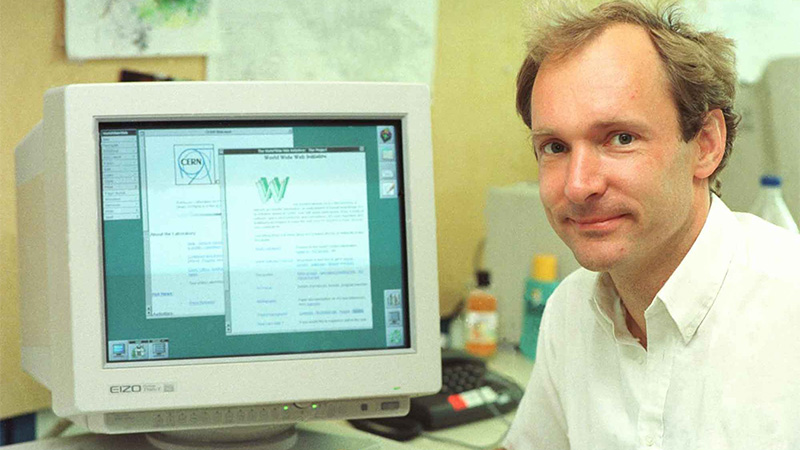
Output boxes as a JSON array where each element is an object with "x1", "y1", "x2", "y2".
[
  {"x1": 612, "y1": 265, "x2": 674, "y2": 350},
  {"x1": 610, "y1": 192, "x2": 713, "y2": 350}
]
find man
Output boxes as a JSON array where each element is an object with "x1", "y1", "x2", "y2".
[{"x1": 501, "y1": 1, "x2": 800, "y2": 449}]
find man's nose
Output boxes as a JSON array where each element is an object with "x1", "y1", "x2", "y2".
[{"x1": 563, "y1": 145, "x2": 605, "y2": 204}]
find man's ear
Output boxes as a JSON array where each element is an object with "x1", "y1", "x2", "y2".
[{"x1": 693, "y1": 108, "x2": 727, "y2": 179}]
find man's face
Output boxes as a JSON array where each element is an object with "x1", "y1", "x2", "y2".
[{"x1": 532, "y1": 24, "x2": 707, "y2": 274}]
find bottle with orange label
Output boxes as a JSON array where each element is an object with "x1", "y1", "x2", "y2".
[
  {"x1": 520, "y1": 254, "x2": 559, "y2": 360},
  {"x1": 464, "y1": 270, "x2": 498, "y2": 358}
]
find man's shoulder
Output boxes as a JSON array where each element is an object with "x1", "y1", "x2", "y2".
[
  {"x1": 557, "y1": 267, "x2": 598, "y2": 290},
  {"x1": 545, "y1": 267, "x2": 597, "y2": 316}
]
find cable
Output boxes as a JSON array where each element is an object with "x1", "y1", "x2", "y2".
[
  {"x1": 41, "y1": 418, "x2": 72, "y2": 439},
  {"x1": 472, "y1": 238, "x2": 486, "y2": 274}
]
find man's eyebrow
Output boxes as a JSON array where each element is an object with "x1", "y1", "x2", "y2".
[
  {"x1": 531, "y1": 128, "x2": 555, "y2": 137},
  {"x1": 589, "y1": 119, "x2": 653, "y2": 134},
  {"x1": 531, "y1": 120, "x2": 653, "y2": 138}
]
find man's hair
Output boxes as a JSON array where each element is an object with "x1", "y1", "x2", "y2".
[{"x1": 516, "y1": 0, "x2": 740, "y2": 195}]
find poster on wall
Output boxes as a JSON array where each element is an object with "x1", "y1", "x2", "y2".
[
  {"x1": 683, "y1": 0, "x2": 800, "y2": 83},
  {"x1": 65, "y1": 0, "x2": 220, "y2": 60},
  {"x1": 206, "y1": 0, "x2": 438, "y2": 86}
]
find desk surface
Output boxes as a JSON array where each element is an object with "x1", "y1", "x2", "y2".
[{"x1": 8, "y1": 348, "x2": 534, "y2": 450}]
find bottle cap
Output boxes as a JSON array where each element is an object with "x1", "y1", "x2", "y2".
[
  {"x1": 760, "y1": 175, "x2": 782, "y2": 187},
  {"x1": 531, "y1": 254, "x2": 558, "y2": 282},
  {"x1": 476, "y1": 270, "x2": 491, "y2": 287}
]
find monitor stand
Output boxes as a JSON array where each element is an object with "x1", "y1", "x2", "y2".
[{"x1": 144, "y1": 424, "x2": 380, "y2": 450}]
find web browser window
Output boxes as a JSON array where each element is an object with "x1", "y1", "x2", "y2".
[
  {"x1": 219, "y1": 146, "x2": 373, "y2": 336},
  {"x1": 98, "y1": 120, "x2": 409, "y2": 364}
]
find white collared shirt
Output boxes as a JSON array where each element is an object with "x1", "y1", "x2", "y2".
[{"x1": 504, "y1": 196, "x2": 800, "y2": 450}]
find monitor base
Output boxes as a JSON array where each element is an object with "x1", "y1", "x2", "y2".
[{"x1": 145, "y1": 425, "x2": 379, "y2": 450}]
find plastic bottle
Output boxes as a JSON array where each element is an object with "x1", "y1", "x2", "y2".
[
  {"x1": 520, "y1": 254, "x2": 559, "y2": 360},
  {"x1": 464, "y1": 270, "x2": 498, "y2": 358},
  {"x1": 447, "y1": 308, "x2": 466, "y2": 350},
  {"x1": 749, "y1": 175, "x2": 799, "y2": 233}
]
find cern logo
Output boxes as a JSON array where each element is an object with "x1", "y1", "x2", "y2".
[{"x1": 174, "y1": 145, "x2": 215, "y2": 185}]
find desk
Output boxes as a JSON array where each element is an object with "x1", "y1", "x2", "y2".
[{"x1": 6, "y1": 349, "x2": 533, "y2": 450}]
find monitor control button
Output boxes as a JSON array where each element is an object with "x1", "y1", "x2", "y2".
[
  {"x1": 294, "y1": 402, "x2": 311, "y2": 409},
  {"x1": 381, "y1": 401, "x2": 400, "y2": 411}
]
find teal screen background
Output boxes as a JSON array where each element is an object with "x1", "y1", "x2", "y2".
[{"x1": 100, "y1": 120, "x2": 408, "y2": 362}]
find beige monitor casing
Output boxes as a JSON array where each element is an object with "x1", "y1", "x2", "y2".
[{"x1": 15, "y1": 82, "x2": 440, "y2": 433}]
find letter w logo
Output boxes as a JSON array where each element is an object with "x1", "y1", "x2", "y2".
[{"x1": 256, "y1": 177, "x2": 290, "y2": 203}]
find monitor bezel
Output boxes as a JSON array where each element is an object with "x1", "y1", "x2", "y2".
[{"x1": 42, "y1": 82, "x2": 440, "y2": 417}]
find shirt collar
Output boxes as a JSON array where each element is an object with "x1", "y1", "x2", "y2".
[
  {"x1": 590, "y1": 195, "x2": 738, "y2": 344},
  {"x1": 591, "y1": 272, "x2": 639, "y2": 344},
  {"x1": 656, "y1": 195, "x2": 737, "y2": 343}
]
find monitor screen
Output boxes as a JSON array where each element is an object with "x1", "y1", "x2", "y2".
[{"x1": 99, "y1": 120, "x2": 410, "y2": 364}]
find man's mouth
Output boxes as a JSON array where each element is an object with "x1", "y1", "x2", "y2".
[{"x1": 567, "y1": 214, "x2": 627, "y2": 232}]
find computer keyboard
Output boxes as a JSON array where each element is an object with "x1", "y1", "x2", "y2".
[
  {"x1": 440, "y1": 357, "x2": 487, "y2": 394},
  {"x1": 407, "y1": 350, "x2": 524, "y2": 430}
]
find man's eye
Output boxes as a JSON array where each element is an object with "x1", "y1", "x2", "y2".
[
  {"x1": 611, "y1": 133, "x2": 635, "y2": 145},
  {"x1": 541, "y1": 141, "x2": 568, "y2": 154}
]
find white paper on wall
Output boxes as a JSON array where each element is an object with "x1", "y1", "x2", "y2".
[
  {"x1": 65, "y1": 0, "x2": 220, "y2": 60},
  {"x1": 207, "y1": 0, "x2": 438, "y2": 86},
  {"x1": 683, "y1": 0, "x2": 800, "y2": 83}
]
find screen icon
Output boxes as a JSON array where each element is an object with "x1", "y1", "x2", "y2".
[
  {"x1": 388, "y1": 329, "x2": 403, "y2": 346},
  {"x1": 381, "y1": 148, "x2": 395, "y2": 161},
  {"x1": 108, "y1": 341, "x2": 128, "y2": 361},
  {"x1": 384, "y1": 289, "x2": 402, "y2": 308},
  {"x1": 151, "y1": 340, "x2": 169, "y2": 359},
  {"x1": 381, "y1": 182, "x2": 396, "y2": 197},
  {"x1": 380, "y1": 128, "x2": 393, "y2": 143},
  {"x1": 130, "y1": 343, "x2": 149, "y2": 360}
]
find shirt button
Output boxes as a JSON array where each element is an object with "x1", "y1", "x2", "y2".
[{"x1": 645, "y1": 435, "x2": 655, "y2": 446}]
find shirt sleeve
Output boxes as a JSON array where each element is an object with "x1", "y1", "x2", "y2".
[{"x1": 502, "y1": 295, "x2": 570, "y2": 450}]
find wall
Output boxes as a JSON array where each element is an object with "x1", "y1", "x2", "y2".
[
  {"x1": 0, "y1": 0, "x2": 205, "y2": 419},
  {"x1": 431, "y1": 1, "x2": 535, "y2": 315}
]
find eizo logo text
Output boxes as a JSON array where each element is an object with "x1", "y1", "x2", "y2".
[
  {"x1": 110, "y1": 385, "x2": 141, "y2": 393},
  {"x1": 256, "y1": 177, "x2": 290, "y2": 203},
  {"x1": 109, "y1": 383, "x2": 175, "y2": 394}
]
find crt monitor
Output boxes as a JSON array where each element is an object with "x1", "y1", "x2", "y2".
[{"x1": 15, "y1": 82, "x2": 440, "y2": 448}]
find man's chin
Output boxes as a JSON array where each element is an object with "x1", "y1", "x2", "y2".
[
  {"x1": 569, "y1": 246, "x2": 627, "y2": 273},
  {"x1": 574, "y1": 258, "x2": 613, "y2": 272}
]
